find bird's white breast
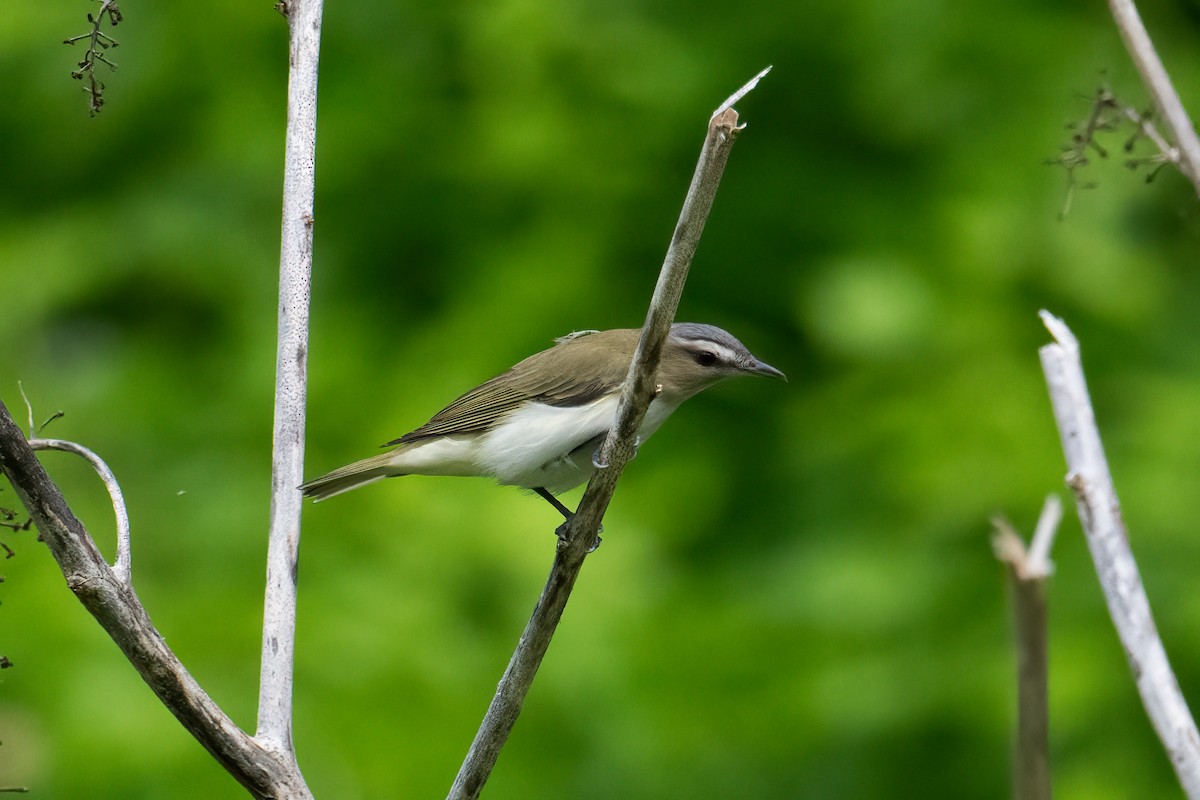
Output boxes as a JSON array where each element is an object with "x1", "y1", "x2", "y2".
[{"x1": 476, "y1": 394, "x2": 681, "y2": 493}]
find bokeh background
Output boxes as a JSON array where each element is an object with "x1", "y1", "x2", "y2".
[{"x1": 4, "y1": 0, "x2": 1200, "y2": 797}]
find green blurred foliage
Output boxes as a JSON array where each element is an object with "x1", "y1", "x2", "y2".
[{"x1": 3, "y1": 0, "x2": 1200, "y2": 797}]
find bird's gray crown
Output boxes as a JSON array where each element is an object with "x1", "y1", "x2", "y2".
[{"x1": 669, "y1": 322, "x2": 752, "y2": 359}]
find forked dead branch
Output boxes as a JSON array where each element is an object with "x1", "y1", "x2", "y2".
[
  {"x1": 993, "y1": 496, "x2": 1061, "y2": 800},
  {"x1": 1, "y1": 1, "x2": 325, "y2": 798}
]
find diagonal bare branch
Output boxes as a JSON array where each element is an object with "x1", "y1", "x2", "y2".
[
  {"x1": 447, "y1": 69, "x2": 769, "y2": 800},
  {"x1": 1039, "y1": 310, "x2": 1200, "y2": 795}
]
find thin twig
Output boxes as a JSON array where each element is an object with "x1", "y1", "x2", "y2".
[
  {"x1": 1120, "y1": 106, "x2": 1178, "y2": 162},
  {"x1": 446, "y1": 68, "x2": 768, "y2": 800},
  {"x1": 63, "y1": 0, "x2": 123, "y2": 116},
  {"x1": 16, "y1": 389, "x2": 124, "y2": 575},
  {"x1": 1026, "y1": 495, "x2": 1061, "y2": 580},
  {"x1": 993, "y1": 495, "x2": 1061, "y2": 800},
  {"x1": 1106, "y1": 0, "x2": 1200, "y2": 195},
  {"x1": 18, "y1": 382, "x2": 34, "y2": 438},
  {"x1": 28, "y1": 438, "x2": 131, "y2": 584},
  {"x1": 255, "y1": 0, "x2": 322, "y2": 777},
  {"x1": 1038, "y1": 311, "x2": 1200, "y2": 795}
]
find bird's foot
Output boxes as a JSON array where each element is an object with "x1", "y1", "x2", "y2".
[
  {"x1": 591, "y1": 436, "x2": 641, "y2": 470},
  {"x1": 554, "y1": 520, "x2": 602, "y2": 552},
  {"x1": 536, "y1": 487, "x2": 602, "y2": 551}
]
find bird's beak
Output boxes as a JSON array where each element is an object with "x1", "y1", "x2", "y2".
[{"x1": 744, "y1": 358, "x2": 787, "y2": 382}]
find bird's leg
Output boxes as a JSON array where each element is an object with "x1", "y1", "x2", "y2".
[
  {"x1": 535, "y1": 487, "x2": 574, "y2": 520},
  {"x1": 534, "y1": 487, "x2": 602, "y2": 552}
]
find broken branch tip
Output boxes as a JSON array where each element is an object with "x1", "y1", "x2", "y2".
[
  {"x1": 1039, "y1": 309, "x2": 1076, "y2": 346},
  {"x1": 711, "y1": 65, "x2": 772, "y2": 120}
]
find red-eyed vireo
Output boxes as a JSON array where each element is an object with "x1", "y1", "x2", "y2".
[{"x1": 301, "y1": 323, "x2": 784, "y2": 515}]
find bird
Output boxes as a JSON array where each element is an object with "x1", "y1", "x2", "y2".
[{"x1": 300, "y1": 322, "x2": 784, "y2": 516}]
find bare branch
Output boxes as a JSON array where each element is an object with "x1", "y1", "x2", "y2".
[
  {"x1": 1107, "y1": 0, "x2": 1200, "y2": 195},
  {"x1": 993, "y1": 495, "x2": 1061, "y2": 800},
  {"x1": 447, "y1": 69, "x2": 768, "y2": 800},
  {"x1": 256, "y1": 0, "x2": 323, "y2": 769},
  {"x1": 29, "y1": 438, "x2": 131, "y2": 583},
  {"x1": 0, "y1": 400, "x2": 310, "y2": 799},
  {"x1": 1038, "y1": 311, "x2": 1200, "y2": 794}
]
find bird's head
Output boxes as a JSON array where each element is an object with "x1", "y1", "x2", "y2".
[{"x1": 657, "y1": 322, "x2": 786, "y2": 402}]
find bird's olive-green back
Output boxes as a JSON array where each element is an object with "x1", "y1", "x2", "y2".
[{"x1": 387, "y1": 329, "x2": 642, "y2": 446}]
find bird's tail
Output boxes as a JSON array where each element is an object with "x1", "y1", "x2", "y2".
[{"x1": 300, "y1": 452, "x2": 400, "y2": 501}]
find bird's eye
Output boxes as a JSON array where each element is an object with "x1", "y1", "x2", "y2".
[{"x1": 694, "y1": 350, "x2": 718, "y2": 367}]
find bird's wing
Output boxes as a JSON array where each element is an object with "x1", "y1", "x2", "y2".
[{"x1": 386, "y1": 330, "x2": 637, "y2": 446}]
